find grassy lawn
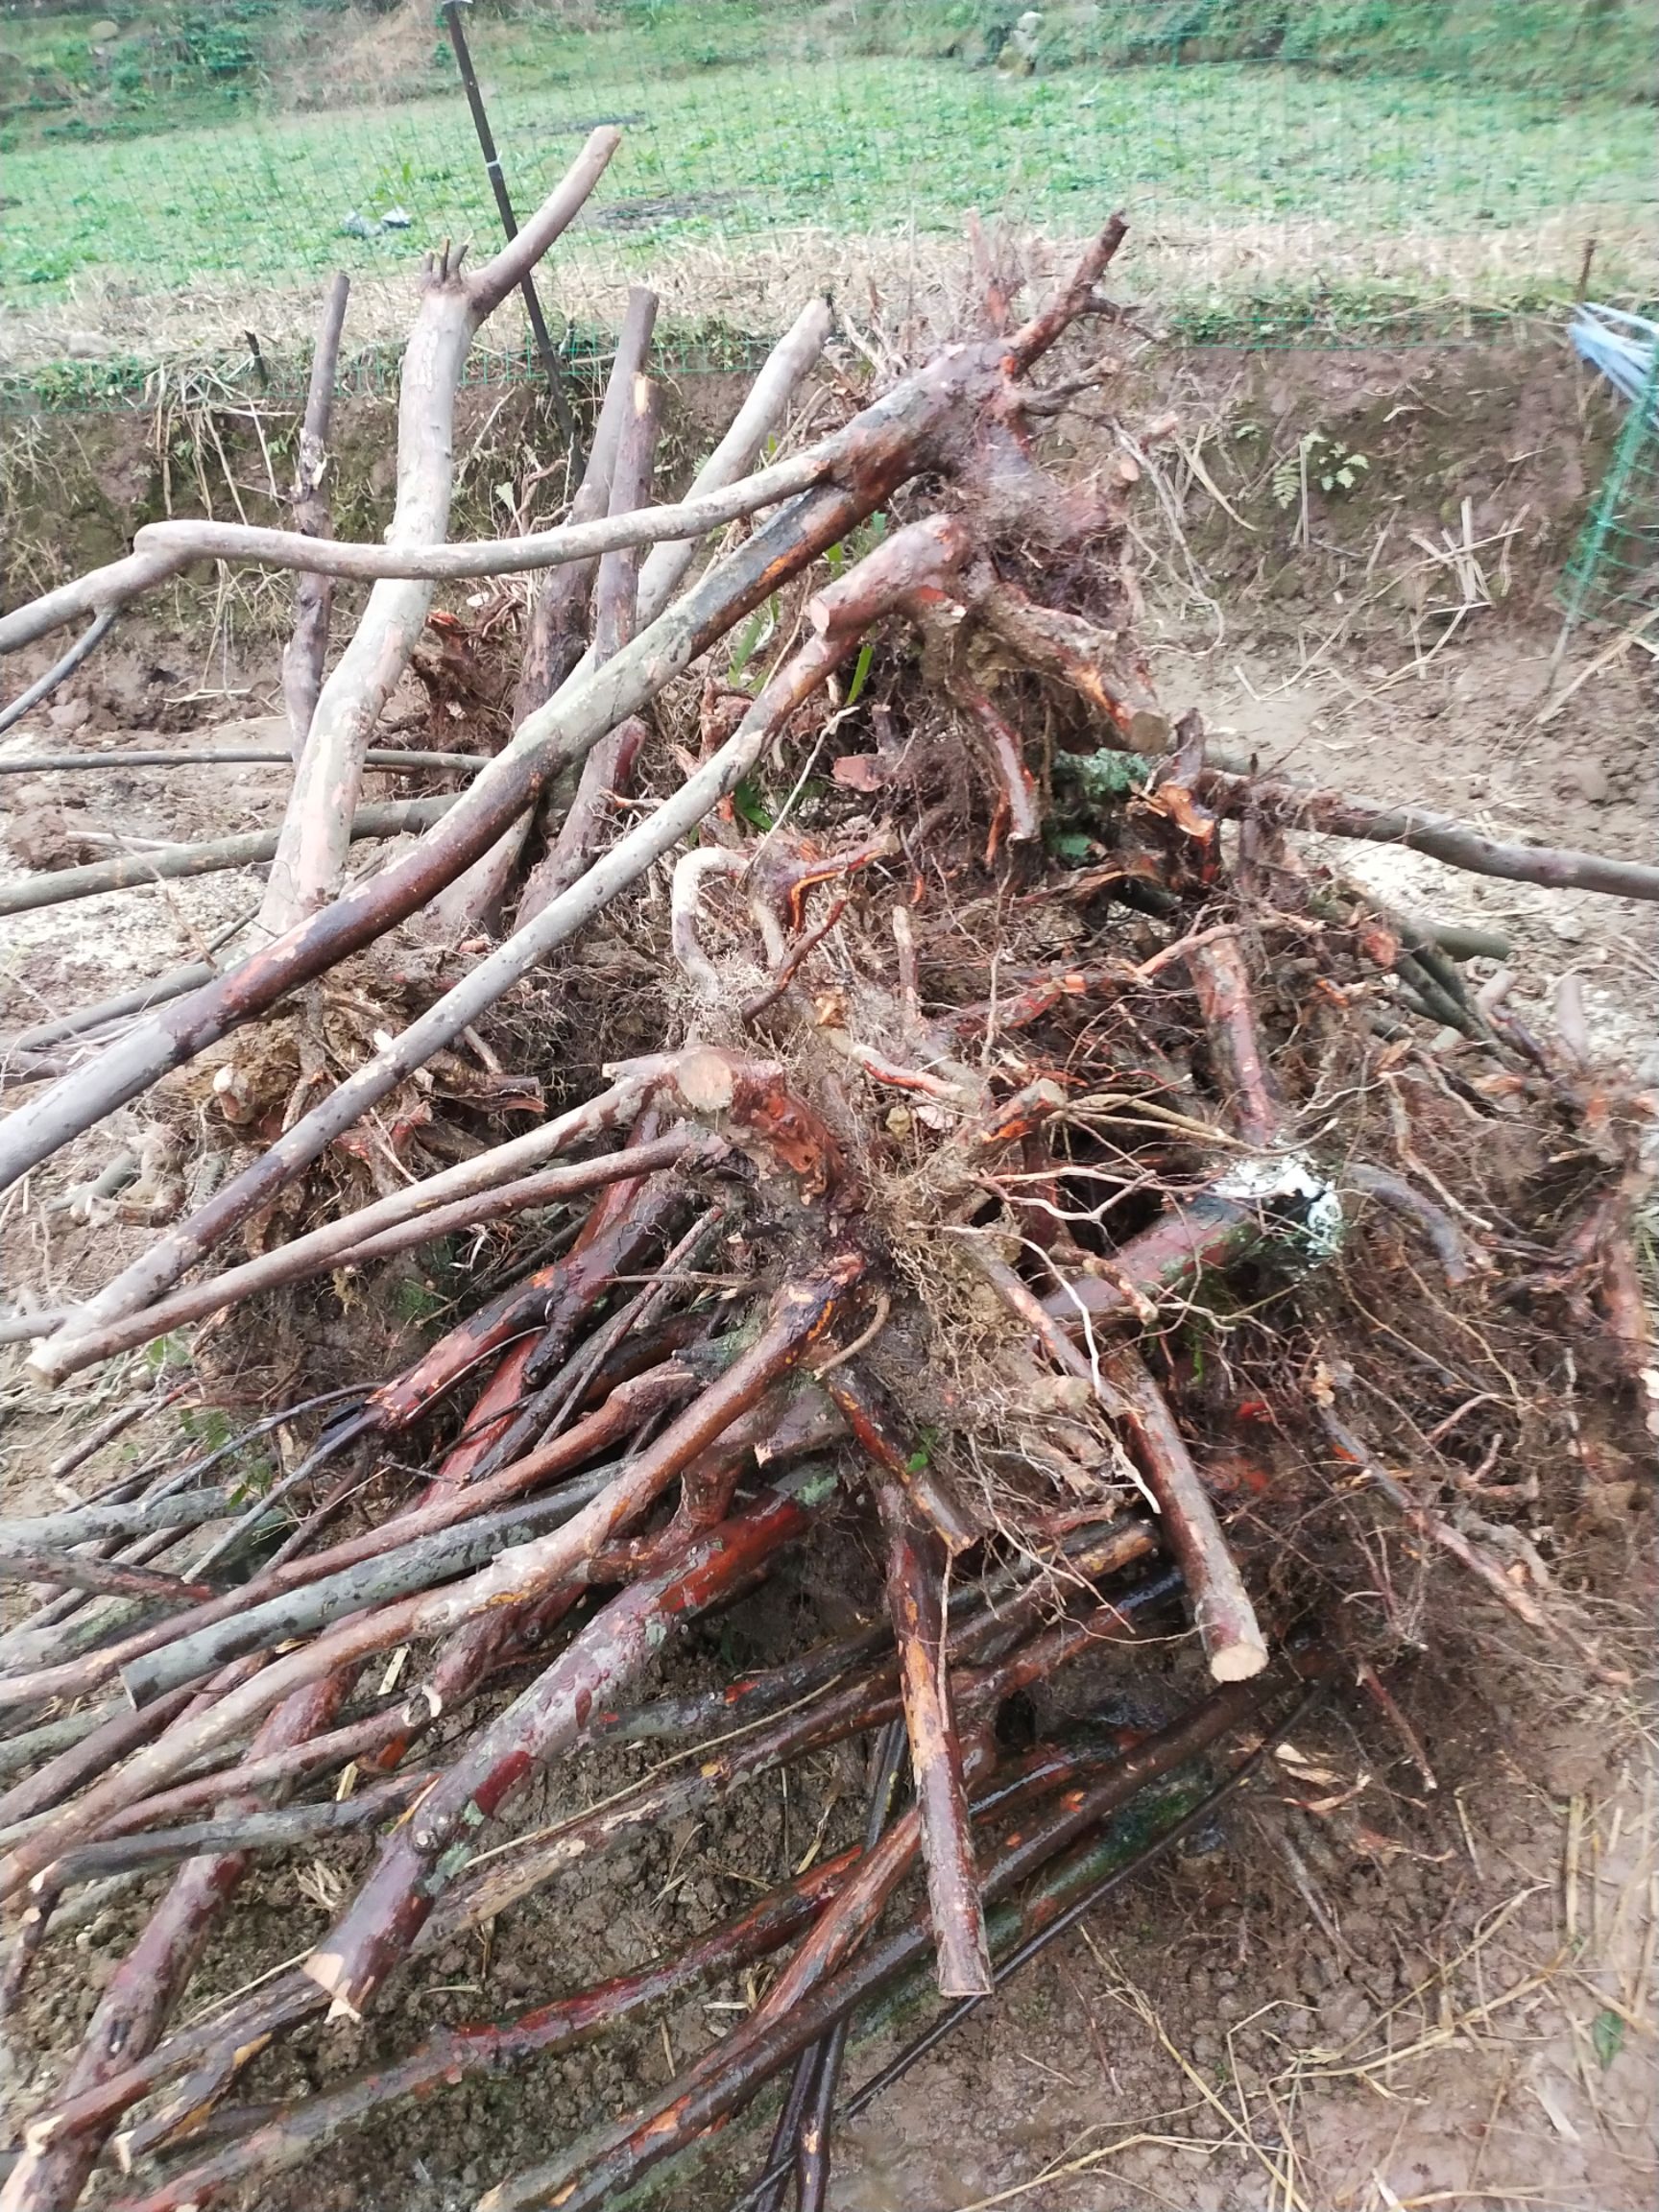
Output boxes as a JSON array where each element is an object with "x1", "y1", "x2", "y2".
[{"x1": 1, "y1": 40, "x2": 1651, "y2": 348}]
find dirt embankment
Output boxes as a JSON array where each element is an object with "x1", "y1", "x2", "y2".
[{"x1": 9, "y1": 329, "x2": 1647, "y2": 1062}]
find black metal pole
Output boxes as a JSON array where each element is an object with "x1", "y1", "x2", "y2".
[{"x1": 443, "y1": 0, "x2": 576, "y2": 443}]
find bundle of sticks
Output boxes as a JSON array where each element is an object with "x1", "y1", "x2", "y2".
[{"x1": 1, "y1": 134, "x2": 1653, "y2": 2212}]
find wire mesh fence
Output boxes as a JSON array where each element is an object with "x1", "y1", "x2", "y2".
[
  {"x1": 1, "y1": 0, "x2": 1654, "y2": 414},
  {"x1": 1561, "y1": 338, "x2": 1659, "y2": 626}
]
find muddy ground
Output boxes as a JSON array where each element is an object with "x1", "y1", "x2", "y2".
[{"x1": 0, "y1": 331, "x2": 1654, "y2": 2211}]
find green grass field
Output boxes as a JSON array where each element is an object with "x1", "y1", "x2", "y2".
[
  {"x1": 6, "y1": 1, "x2": 1654, "y2": 147},
  {"x1": 1, "y1": 23, "x2": 1652, "y2": 376}
]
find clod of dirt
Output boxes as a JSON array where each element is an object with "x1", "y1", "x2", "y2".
[
  {"x1": 1564, "y1": 758, "x2": 1613, "y2": 805},
  {"x1": 2, "y1": 804, "x2": 105, "y2": 871}
]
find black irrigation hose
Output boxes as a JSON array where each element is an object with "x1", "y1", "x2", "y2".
[
  {"x1": 842, "y1": 1679, "x2": 1328, "y2": 2121},
  {"x1": 727, "y1": 1677, "x2": 1328, "y2": 2212},
  {"x1": 748, "y1": 1718, "x2": 908, "y2": 2212}
]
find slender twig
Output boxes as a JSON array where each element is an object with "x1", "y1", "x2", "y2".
[
  {"x1": 21, "y1": 1769, "x2": 429, "y2": 1915},
  {"x1": 0, "y1": 746, "x2": 482, "y2": 777},
  {"x1": 1197, "y1": 765, "x2": 1659, "y2": 903},
  {"x1": 0, "y1": 798, "x2": 454, "y2": 919},
  {"x1": 0, "y1": 608, "x2": 116, "y2": 738},
  {"x1": 1099, "y1": 1344, "x2": 1269, "y2": 1683}
]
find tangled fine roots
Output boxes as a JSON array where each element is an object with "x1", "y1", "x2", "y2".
[{"x1": 0, "y1": 167, "x2": 1653, "y2": 2212}]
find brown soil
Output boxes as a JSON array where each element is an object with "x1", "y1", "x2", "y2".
[{"x1": 1, "y1": 335, "x2": 1654, "y2": 2212}]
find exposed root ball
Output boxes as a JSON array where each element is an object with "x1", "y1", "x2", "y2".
[{"x1": 0, "y1": 193, "x2": 1650, "y2": 2212}]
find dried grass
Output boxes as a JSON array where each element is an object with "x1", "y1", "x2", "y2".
[{"x1": 5, "y1": 206, "x2": 1654, "y2": 382}]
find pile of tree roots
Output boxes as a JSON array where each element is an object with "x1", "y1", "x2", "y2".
[{"x1": 0, "y1": 133, "x2": 1653, "y2": 2212}]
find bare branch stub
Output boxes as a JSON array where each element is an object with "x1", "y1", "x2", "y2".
[
  {"x1": 1099, "y1": 1344, "x2": 1269, "y2": 1683},
  {"x1": 513, "y1": 351, "x2": 664, "y2": 926},
  {"x1": 281, "y1": 271, "x2": 350, "y2": 762},
  {"x1": 872, "y1": 1471, "x2": 994, "y2": 1997},
  {"x1": 1184, "y1": 925, "x2": 1286, "y2": 1148},
  {"x1": 823, "y1": 1361, "x2": 983, "y2": 1552},
  {"x1": 437, "y1": 280, "x2": 661, "y2": 933}
]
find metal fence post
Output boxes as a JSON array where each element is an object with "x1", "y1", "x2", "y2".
[{"x1": 443, "y1": 0, "x2": 577, "y2": 445}]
